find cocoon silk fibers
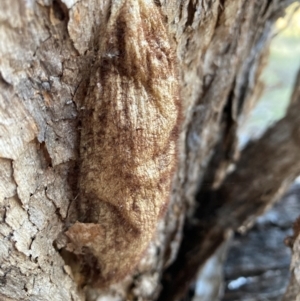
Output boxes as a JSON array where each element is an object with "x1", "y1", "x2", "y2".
[{"x1": 65, "y1": 0, "x2": 181, "y2": 287}]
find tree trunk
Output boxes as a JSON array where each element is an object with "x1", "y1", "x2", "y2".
[
  {"x1": 222, "y1": 181, "x2": 300, "y2": 301},
  {"x1": 0, "y1": 1, "x2": 298, "y2": 301}
]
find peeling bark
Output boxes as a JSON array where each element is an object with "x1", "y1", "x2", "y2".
[
  {"x1": 0, "y1": 0, "x2": 298, "y2": 300},
  {"x1": 159, "y1": 68, "x2": 300, "y2": 301}
]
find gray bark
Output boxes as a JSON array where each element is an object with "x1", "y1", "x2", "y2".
[{"x1": 222, "y1": 182, "x2": 300, "y2": 301}]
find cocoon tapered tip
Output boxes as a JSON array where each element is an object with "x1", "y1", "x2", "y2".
[{"x1": 65, "y1": 0, "x2": 181, "y2": 288}]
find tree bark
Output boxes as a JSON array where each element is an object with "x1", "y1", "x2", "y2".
[
  {"x1": 0, "y1": 1, "x2": 298, "y2": 301},
  {"x1": 281, "y1": 70, "x2": 300, "y2": 301},
  {"x1": 222, "y1": 181, "x2": 300, "y2": 301}
]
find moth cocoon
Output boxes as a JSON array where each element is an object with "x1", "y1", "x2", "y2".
[{"x1": 65, "y1": 0, "x2": 181, "y2": 287}]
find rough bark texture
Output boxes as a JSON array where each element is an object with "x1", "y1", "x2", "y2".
[
  {"x1": 280, "y1": 70, "x2": 300, "y2": 301},
  {"x1": 222, "y1": 181, "x2": 300, "y2": 301},
  {"x1": 159, "y1": 66, "x2": 300, "y2": 301},
  {"x1": 0, "y1": 1, "x2": 298, "y2": 301}
]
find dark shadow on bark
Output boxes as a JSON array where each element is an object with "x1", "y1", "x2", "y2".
[{"x1": 158, "y1": 69, "x2": 300, "y2": 301}]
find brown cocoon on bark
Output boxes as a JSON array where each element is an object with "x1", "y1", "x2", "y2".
[{"x1": 65, "y1": 0, "x2": 181, "y2": 288}]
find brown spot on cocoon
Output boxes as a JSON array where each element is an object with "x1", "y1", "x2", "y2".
[{"x1": 65, "y1": 0, "x2": 181, "y2": 288}]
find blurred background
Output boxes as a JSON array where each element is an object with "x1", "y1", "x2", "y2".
[
  {"x1": 194, "y1": 3, "x2": 300, "y2": 301},
  {"x1": 239, "y1": 2, "x2": 300, "y2": 146}
]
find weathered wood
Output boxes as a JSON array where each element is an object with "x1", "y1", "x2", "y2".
[
  {"x1": 0, "y1": 0, "x2": 297, "y2": 300},
  {"x1": 159, "y1": 67, "x2": 300, "y2": 301},
  {"x1": 222, "y1": 182, "x2": 300, "y2": 301},
  {"x1": 280, "y1": 72, "x2": 300, "y2": 301}
]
